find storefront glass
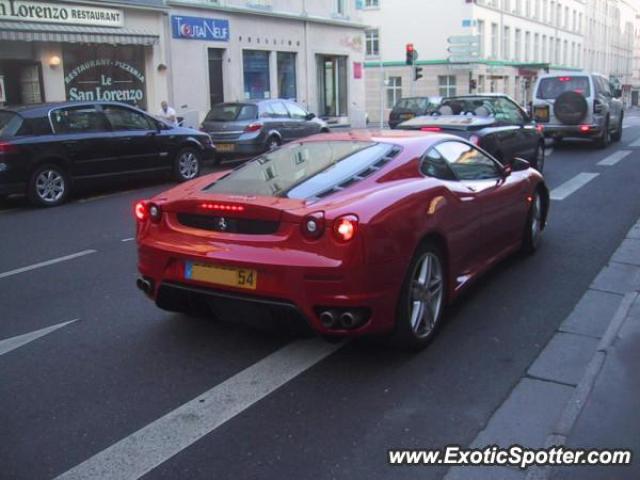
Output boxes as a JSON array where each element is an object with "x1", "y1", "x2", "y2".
[
  {"x1": 243, "y1": 50, "x2": 270, "y2": 100},
  {"x1": 277, "y1": 52, "x2": 296, "y2": 100},
  {"x1": 316, "y1": 55, "x2": 347, "y2": 117},
  {"x1": 63, "y1": 45, "x2": 147, "y2": 109}
]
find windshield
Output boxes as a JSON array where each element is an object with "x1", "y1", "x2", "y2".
[
  {"x1": 0, "y1": 111, "x2": 22, "y2": 137},
  {"x1": 537, "y1": 77, "x2": 591, "y2": 100},
  {"x1": 205, "y1": 104, "x2": 258, "y2": 122},
  {"x1": 440, "y1": 97, "x2": 499, "y2": 116},
  {"x1": 204, "y1": 141, "x2": 395, "y2": 199}
]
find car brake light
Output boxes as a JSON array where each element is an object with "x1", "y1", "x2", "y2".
[
  {"x1": 301, "y1": 212, "x2": 325, "y2": 239},
  {"x1": 535, "y1": 124, "x2": 544, "y2": 134},
  {"x1": 244, "y1": 122, "x2": 263, "y2": 133},
  {"x1": 333, "y1": 215, "x2": 358, "y2": 243},
  {"x1": 200, "y1": 203, "x2": 245, "y2": 212},
  {"x1": 579, "y1": 125, "x2": 590, "y2": 132},
  {"x1": 559, "y1": 76, "x2": 571, "y2": 82},
  {"x1": 420, "y1": 127, "x2": 442, "y2": 132},
  {"x1": 0, "y1": 142, "x2": 18, "y2": 154},
  {"x1": 135, "y1": 201, "x2": 148, "y2": 221}
]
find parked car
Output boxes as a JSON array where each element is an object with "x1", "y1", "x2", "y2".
[
  {"x1": 531, "y1": 73, "x2": 624, "y2": 148},
  {"x1": 0, "y1": 101, "x2": 215, "y2": 207},
  {"x1": 388, "y1": 97, "x2": 442, "y2": 129},
  {"x1": 135, "y1": 130, "x2": 549, "y2": 349},
  {"x1": 397, "y1": 94, "x2": 546, "y2": 171},
  {"x1": 200, "y1": 99, "x2": 329, "y2": 158}
]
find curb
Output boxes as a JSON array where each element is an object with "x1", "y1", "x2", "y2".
[{"x1": 524, "y1": 291, "x2": 639, "y2": 480}]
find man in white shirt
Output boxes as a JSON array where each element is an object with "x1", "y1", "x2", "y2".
[{"x1": 158, "y1": 101, "x2": 177, "y2": 126}]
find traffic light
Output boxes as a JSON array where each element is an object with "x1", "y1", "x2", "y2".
[
  {"x1": 414, "y1": 66, "x2": 423, "y2": 81},
  {"x1": 406, "y1": 43, "x2": 415, "y2": 65}
]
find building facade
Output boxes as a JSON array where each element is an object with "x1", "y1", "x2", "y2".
[
  {"x1": 361, "y1": 0, "x2": 639, "y2": 124},
  {"x1": 0, "y1": 0, "x2": 367, "y2": 128}
]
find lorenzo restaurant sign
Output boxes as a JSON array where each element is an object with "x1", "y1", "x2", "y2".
[
  {"x1": 0, "y1": 0, "x2": 123, "y2": 27},
  {"x1": 171, "y1": 15, "x2": 229, "y2": 41}
]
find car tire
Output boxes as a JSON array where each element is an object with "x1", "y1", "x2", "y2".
[
  {"x1": 533, "y1": 143, "x2": 545, "y2": 173},
  {"x1": 390, "y1": 241, "x2": 447, "y2": 350},
  {"x1": 28, "y1": 164, "x2": 70, "y2": 207},
  {"x1": 267, "y1": 135, "x2": 281, "y2": 151},
  {"x1": 611, "y1": 115, "x2": 623, "y2": 142},
  {"x1": 521, "y1": 190, "x2": 544, "y2": 254},
  {"x1": 174, "y1": 147, "x2": 201, "y2": 182},
  {"x1": 596, "y1": 120, "x2": 611, "y2": 149}
]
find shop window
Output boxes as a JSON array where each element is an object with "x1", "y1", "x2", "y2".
[
  {"x1": 386, "y1": 76, "x2": 402, "y2": 108},
  {"x1": 317, "y1": 55, "x2": 348, "y2": 117},
  {"x1": 50, "y1": 106, "x2": 108, "y2": 134},
  {"x1": 277, "y1": 52, "x2": 297, "y2": 100},
  {"x1": 243, "y1": 50, "x2": 271, "y2": 100},
  {"x1": 438, "y1": 76, "x2": 457, "y2": 97}
]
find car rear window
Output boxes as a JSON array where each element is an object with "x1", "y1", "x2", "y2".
[
  {"x1": 0, "y1": 111, "x2": 23, "y2": 137},
  {"x1": 395, "y1": 98, "x2": 430, "y2": 110},
  {"x1": 537, "y1": 76, "x2": 591, "y2": 99},
  {"x1": 204, "y1": 141, "x2": 396, "y2": 199},
  {"x1": 206, "y1": 104, "x2": 258, "y2": 122}
]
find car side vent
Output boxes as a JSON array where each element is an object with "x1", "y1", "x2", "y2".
[{"x1": 314, "y1": 146, "x2": 402, "y2": 199}]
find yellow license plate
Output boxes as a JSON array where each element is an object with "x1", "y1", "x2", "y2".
[
  {"x1": 186, "y1": 262, "x2": 257, "y2": 290},
  {"x1": 534, "y1": 107, "x2": 549, "y2": 122},
  {"x1": 216, "y1": 143, "x2": 235, "y2": 152}
]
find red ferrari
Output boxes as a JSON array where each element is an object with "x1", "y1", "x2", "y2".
[{"x1": 135, "y1": 131, "x2": 549, "y2": 348}]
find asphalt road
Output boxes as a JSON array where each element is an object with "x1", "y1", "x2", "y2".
[{"x1": 2, "y1": 117, "x2": 640, "y2": 480}]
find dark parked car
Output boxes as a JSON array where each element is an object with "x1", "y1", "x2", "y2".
[
  {"x1": 200, "y1": 99, "x2": 329, "y2": 158},
  {"x1": 388, "y1": 97, "x2": 442, "y2": 129},
  {"x1": 0, "y1": 101, "x2": 215, "y2": 207},
  {"x1": 397, "y1": 94, "x2": 545, "y2": 172}
]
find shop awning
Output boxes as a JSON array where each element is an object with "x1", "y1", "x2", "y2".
[{"x1": 0, "y1": 22, "x2": 159, "y2": 45}]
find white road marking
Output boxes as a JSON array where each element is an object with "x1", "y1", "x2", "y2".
[
  {"x1": 55, "y1": 338, "x2": 343, "y2": 480},
  {"x1": 0, "y1": 250, "x2": 97, "y2": 280},
  {"x1": 0, "y1": 319, "x2": 78, "y2": 356},
  {"x1": 121, "y1": 237, "x2": 135, "y2": 242},
  {"x1": 550, "y1": 173, "x2": 599, "y2": 201},
  {"x1": 597, "y1": 150, "x2": 632, "y2": 166}
]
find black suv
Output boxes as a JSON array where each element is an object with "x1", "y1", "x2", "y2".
[
  {"x1": 0, "y1": 101, "x2": 215, "y2": 206},
  {"x1": 200, "y1": 99, "x2": 329, "y2": 158}
]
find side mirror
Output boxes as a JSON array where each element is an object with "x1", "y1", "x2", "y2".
[{"x1": 305, "y1": 112, "x2": 316, "y2": 120}]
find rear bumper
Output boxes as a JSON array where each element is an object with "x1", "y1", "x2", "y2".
[
  {"x1": 542, "y1": 124, "x2": 603, "y2": 138},
  {"x1": 137, "y1": 236, "x2": 402, "y2": 336}
]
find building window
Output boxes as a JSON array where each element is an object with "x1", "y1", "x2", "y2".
[
  {"x1": 491, "y1": 23, "x2": 498, "y2": 58},
  {"x1": 563, "y1": 39, "x2": 568, "y2": 65},
  {"x1": 515, "y1": 29, "x2": 522, "y2": 61},
  {"x1": 386, "y1": 76, "x2": 402, "y2": 108},
  {"x1": 542, "y1": 35, "x2": 547, "y2": 62},
  {"x1": 277, "y1": 52, "x2": 296, "y2": 100},
  {"x1": 335, "y1": 0, "x2": 345, "y2": 15},
  {"x1": 556, "y1": 38, "x2": 561, "y2": 64},
  {"x1": 477, "y1": 20, "x2": 485, "y2": 57},
  {"x1": 534, "y1": 33, "x2": 539, "y2": 62},
  {"x1": 438, "y1": 75, "x2": 456, "y2": 97},
  {"x1": 243, "y1": 50, "x2": 270, "y2": 99},
  {"x1": 503, "y1": 26, "x2": 511, "y2": 60},
  {"x1": 365, "y1": 29, "x2": 379, "y2": 57},
  {"x1": 364, "y1": 0, "x2": 379, "y2": 7},
  {"x1": 525, "y1": 31, "x2": 531, "y2": 62}
]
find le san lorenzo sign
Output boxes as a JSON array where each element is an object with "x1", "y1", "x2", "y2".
[{"x1": 0, "y1": 0, "x2": 123, "y2": 27}]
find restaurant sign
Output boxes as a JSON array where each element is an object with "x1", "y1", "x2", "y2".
[{"x1": 0, "y1": 1, "x2": 123, "y2": 27}]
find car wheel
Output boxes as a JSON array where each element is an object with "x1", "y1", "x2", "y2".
[
  {"x1": 533, "y1": 143, "x2": 545, "y2": 173},
  {"x1": 391, "y1": 241, "x2": 446, "y2": 350},
  {"x1": 521, "y1": 190, "x2": 544, "y2": 254},
  {"x1": 28, "y1": 164, "x2": 69, "y2": 207},
  {"x1": 267, "y1": 136, "x2": 281, "y2": 151},
  {"x1": 611, "y1": 115, "x2": 623, "y2": 142},
  {"x1": 596, "y1": 121, "x2": 611, "y2": 149},
  {"x1": 174, "y1": 147, "x2": 201, "y2": 182}
]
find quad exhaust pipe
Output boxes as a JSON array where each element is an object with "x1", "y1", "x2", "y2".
[
  {"x1": 136, "y1": 277, "x2": 152, "y2": 295},
  {"x1": 319, "y1": 310, "x2": 337, "y2": 328},
  {"x1": 318, "y1": 309, "x2": 364, "y2": 330},
  {"x1": 339, "y1": 311, "x2": 358, "y2": 329}
]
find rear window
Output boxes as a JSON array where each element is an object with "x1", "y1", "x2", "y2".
[
  {"x1": 395, "y1": 98, "x2": 430, "y2": 110},
  {"x1": 537, "y1": 76, "x2": 591, "y2": 100},
  {"x1": 0, "y1": 111, "x2": 23, "y2": 137},
  {"x1": 204, "y1": 141, "x2": 396, "y2": 199},
  {"x1": 206, "y1": 104, "x2": 258, "y2": 122}
]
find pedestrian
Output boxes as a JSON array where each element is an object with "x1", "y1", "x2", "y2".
[{"x1": 158, "y1": 100, "x2": 177, "y2": 126}]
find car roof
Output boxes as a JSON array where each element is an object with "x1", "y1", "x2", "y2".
[{"x1": 0, "y1": 101, "x2": 146, "y2": 118}]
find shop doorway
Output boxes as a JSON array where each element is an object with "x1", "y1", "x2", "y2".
[
  {"x1": 316, "y1": 55, "x2": 347, "y2": 118},
  {"x1": 0, "y1": 60, "x2": 43, "y2": 105},
  {"x1": 208, "y1": 48, "x2": 224, "y2": 107}
]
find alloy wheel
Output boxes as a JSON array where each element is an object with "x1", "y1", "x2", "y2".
[
  {"x1": 178, "y1": 151, "x2": 199, "y2": 180},
  {"x1": 35, "y1": 169, "x2": 65, "y2": 204},
  {"x1": 409, "y1": 253, "x2": 444, "y2": 338}
]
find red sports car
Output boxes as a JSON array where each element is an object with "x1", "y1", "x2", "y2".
[{"x1": 135, "y1": 131, "x2": 549, "y2": 348}]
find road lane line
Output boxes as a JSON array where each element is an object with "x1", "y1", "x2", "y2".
[
  {"x1": 0, "y1": 320, "x2": 78, "y2": 356},
  {"x1": 55, "y1": 338, "x2": 343, "y2": 480},
  {"x1": 121, "y1": 238, "x2": 135, "y2": 242},
  {"x1": 550, "y1": 173, "x2": 599, "y2": 201},
  {"x1": 597, "y1": 150, "x2": 632, "y2": 166},
  {"x1": 0, "y1": 250, "x2": 97, "y2": 280}
]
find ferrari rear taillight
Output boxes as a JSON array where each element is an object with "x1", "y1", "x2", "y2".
[
  {"x1": 200, "y1": 202, "x2": 245, "y2": 212},
  {"x1": 135, "y1": 201, "x2": 148, "y2": 221},
  {"x1": 135, "y1": 201, "x2": 161, "y2": 223},
  {"x1": 420, "y1": 127, "x2": 442, "y2": 132},
  {"x1": 333, "y1": 215, "x2": 358, "y2": 243},
  {"x1": 301, "y1": 212, "x2": 325, "y2": 240},
  {"x1": 244, "y1": 122, "x2": 263, "y2": 133}
]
